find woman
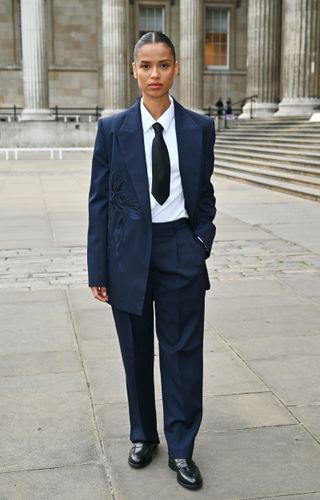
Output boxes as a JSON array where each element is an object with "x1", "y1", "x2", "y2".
[{"x1": 87, "y1": 32, "x2": 216, "y2": 490}]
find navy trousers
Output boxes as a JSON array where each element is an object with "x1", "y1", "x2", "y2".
[{"x1": 112, "y1": 218, "x2": 207, "y2": 458}]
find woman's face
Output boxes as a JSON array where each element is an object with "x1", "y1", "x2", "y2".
[{"x1": 132, "y1": 43, "x2": 178, "y2": 100}]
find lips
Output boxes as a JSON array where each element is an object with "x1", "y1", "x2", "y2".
[{"x1": 148, "y1": 83, "x2": 162, "y2": 88}]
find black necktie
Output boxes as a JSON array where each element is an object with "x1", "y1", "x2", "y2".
[{"x1": 151, "y1": 122, "x2": 170, "y2": 205}]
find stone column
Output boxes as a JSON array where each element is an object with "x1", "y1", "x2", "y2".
[
  {"x1": 179, "y1": 0, "x2": 203, "y2": 112},
  {"x1": 240, "y1": 0, "x2": 281, "y2": 119},
  {"x1": 20, "y1": 0, "x2": 53, "y2": 121},
  {"x1": 276, "y1": 0, "x2": 320, "y2": 117},
  {"x1": 101, "y1": 0, "x2": 127, "y2": 115}
]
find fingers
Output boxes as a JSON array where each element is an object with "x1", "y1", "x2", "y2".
[{"x1": 91, "y1": 286, "x2": 108, "y2": 302}]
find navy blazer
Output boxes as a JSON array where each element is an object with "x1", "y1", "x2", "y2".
[{"x1": 87, "y1": 98, "x2": 216, "y2": 315}]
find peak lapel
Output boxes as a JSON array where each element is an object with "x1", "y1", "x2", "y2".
[
  {"x1": 117, "y1": 100, "x2": 152, "y2": 224},
  {"x1": 174, "y1": 100, "x2": 203, "y2": 222}
]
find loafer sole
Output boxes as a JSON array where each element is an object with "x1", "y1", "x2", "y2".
[
  {"x1": 128, "y1": 444, "x2": 158, "y2": 469},
  {"x1": 128, "y1": 455, "x2": 153, "y2": 469},
  {"x1": 168, "y1": 460, "x2": 203, "y2": 490}
]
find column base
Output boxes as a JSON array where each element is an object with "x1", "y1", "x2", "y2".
[
  {"x1": 101, "y1": 108, "x2": 126, "y2": 116},
  {"x1": 190, "y1": 108, "x2": 206, "y2": 115},
  {"x1": 239, "y1": 102, "x2": 278, "y2": 119},
  {"x1": 310, "y1": 112, "x2": 320, "y2": 122},
  {"x1": 274, "y1": 98, "x2": 320, "y2": 118},
  {"x1": 20, "y1": 108, "x2": 54, "y2": 121}
]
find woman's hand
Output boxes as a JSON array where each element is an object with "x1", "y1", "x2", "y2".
[{"x1": 91, "y1": 286, "x2": 108, "y2": 302}]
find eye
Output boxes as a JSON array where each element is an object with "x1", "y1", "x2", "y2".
[
  {"x1": 160, "y1": 63, "x2": 170, "y2": 69},
  {"x1": 140, "y1": 63, "x2": 150, "y2": 70}
]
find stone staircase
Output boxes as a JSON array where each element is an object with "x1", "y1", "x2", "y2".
[{"x1": 214, "y1": 118, "x2": 320, "y2": 201}]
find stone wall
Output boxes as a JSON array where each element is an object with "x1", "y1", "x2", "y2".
[
  {"x1": 0, "y1": 0, "x2": 16, "y2": 64},
  {"x1": 47, "y1": 0, "x2": 99, "y2": 108},
  {"x1": 203, "y1": 0, "x2": 248, "y2": 109},
  {"x1": 0, "y1": 0, "x2": 248, "y2": 111},
  {"x1": 0, "y1": 69, "x2": 23, "y2": 107},
  {"x1": 0, "y1": 0, "x2": 22, "y2": 107}
]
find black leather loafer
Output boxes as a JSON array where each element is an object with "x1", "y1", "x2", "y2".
[
  {"x1": 169, "y1": 457, "x2": 203, "y2": 490},
  {"x1": 128, "y1": 442, "x2": 158, "y2": 468}
]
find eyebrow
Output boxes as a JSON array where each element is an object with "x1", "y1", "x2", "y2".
[{"x1": 139, "y1": 59, "x2": 172, "y2": 63}]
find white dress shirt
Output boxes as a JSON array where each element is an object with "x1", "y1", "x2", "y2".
[{"x1": 140, "y1": 96, "x2": 189, "y2": 223}]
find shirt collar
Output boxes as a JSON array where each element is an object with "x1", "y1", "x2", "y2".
[{"x1": 140, "y1": 95, "x2": 174, "y2": 134}]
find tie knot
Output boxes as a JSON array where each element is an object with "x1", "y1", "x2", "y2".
[{"x1": 152, "y1": 122, "x2": 163, "y2": 135}]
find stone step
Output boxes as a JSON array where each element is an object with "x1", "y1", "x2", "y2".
[
  {"x1": 218, "y1": 134, "x2": 320, "y2": 145},
  {"x1": 215, "y1": 149, "x2": 320, "y2": 167},
  {"x1": 234, "y1": 118, "x2": 314, "y2": 126},
  {"x1": 234, "y1": 121, "x2": 320, "y2": 127},
  {"x1": 219, "y1": 131, "x2": 320, "y2": 139},
  {"x1": 214, "y1": 169, "x2": 320, "y2": 202},
  {"x1": 237, "y1": 117, "x2": 308, "y2": 122},
  {"x1": 215, "y1": 161, "x2": 320, "y2": 188},
  {"x1": 215, "y1": 156, "x2": 319, "y2": 177},
  {"x1": 220, "y1": 125, "x2": 320, "y2": 133},
  {"x1": 216, "y1": 139, "x2": 320, "y2": 153}
]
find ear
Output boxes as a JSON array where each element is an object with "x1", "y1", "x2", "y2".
[
  {"x1": 132, "y1": 62, "x2": 138, "y2": 80},
  {"x1": 174, "y1": 61, "x2": 179, "y2": 76}
]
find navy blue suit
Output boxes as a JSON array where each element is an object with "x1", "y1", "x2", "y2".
[{"x1": 88, "y1": 97, "x2": 216, "y2": 458}]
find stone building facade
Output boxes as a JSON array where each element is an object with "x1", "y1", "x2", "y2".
[{"x1": 0, "y1": 0, "x2": 319, "y2": 119}]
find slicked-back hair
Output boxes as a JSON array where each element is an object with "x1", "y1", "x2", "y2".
[{"x1": 133, "y1": 31, "x2": 176, "y2": 62}]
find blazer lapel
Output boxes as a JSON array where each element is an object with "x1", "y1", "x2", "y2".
[
  {"x1": 117, "y1": 99, "x2": 152, "y2": 224},
  {"x1": 174, "y1": 99, "x2": 203, "y2": 221}
]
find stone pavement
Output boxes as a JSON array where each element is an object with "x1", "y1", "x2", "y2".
[{"x1": 0, "y1": 154, "x2": 320, "y2": 500}]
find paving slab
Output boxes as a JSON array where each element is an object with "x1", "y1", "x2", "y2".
[
  {"x1": 0, "y1": 298, "x2": 76, "y2": 354},
  {"x1": 80, "y1": 337, "x2": 122, "y2": 359},
  {"x1": 83, "y1": 357, "x2": 128, "y2": 404},
  {"x1": 215, "y1": 223, "x2": 277, "y2": 241},
  {"x1": 250, "y1": 355, "x2": 320, "y2": 406},
  {"x1": 230, "y1": 335, "x2": 320, "y2": 360},
  {"x1": 214, "y1": 176, "x2": 308, "y2": 204},
  {"x1": 193, "y1": 425, "x2": 320, "y2": 499},
  {"x1": 201, "y1": 392, "x2": 296, "y2": 431},
  {"x1": 218, "y1": 201, "x2": 319, "y2": 225},
  {"x1": 206, "y1": 301, "x2": 320, "y2": 339},
  {"x1": 214, "y1": 211, "x2": 240, "y2": 225},
  {"x1": 70, "y1": 308, "x2": 117, "y2": 340},
  {"x1": 0, "y1": 464, "x2": 112, "y2": 500},
  {"x1": 279, "y1": 276, "x2": 320, "y2": 297},
  {"x1": 0, "y1": 372, "x2": 101, "y2": 472},
  {"x1": 208, "y1": 278, "x2": 290, "y2": 298},
  {"x1": 203, "y1": 350, "x2": 268, "y2": 396},
  {"x1": 261, "y1": 222, "x2": 320, "y2": 252},
  {"x1": 289, "y1": 405, "x2": 320, "y2": 442},
  {"x1": 0, "y1": 350, "x2": 81, "y2": 377},
  {"x1": 0, "y1": 289, "x2": 65, "y2": 303},
  {"x1": 103, "y1": 425, "x2": 320, "y2": 500},
  {"x1": 84, "y1": 355, "x2": 163, "y2": 405},
  {"x1": 95, "y1": 401, "x2": 162, "y2": 441},
  {"x1": 261, "y1": 494, "x2": 320, "y2": 500},
  {"x1": 203, "y1": 328, "x2": 230, "y2": 352},
  {"x1": 206, "y1": 293, "x2": 304, "y2": 321}
]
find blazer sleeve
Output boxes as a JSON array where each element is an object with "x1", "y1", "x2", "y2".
[
  {"x1": 87, "y1": 118, "x2": 109, "y2": 287},
  {"x1": 195, "y1": 119, "x2": 217, "y2": 255}
]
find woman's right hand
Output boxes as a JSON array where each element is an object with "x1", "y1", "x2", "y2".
[{"x1": 91, "y1": 286, "x2": 108, "y2": 302}]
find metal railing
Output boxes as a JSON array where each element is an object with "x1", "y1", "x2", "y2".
[
  {"x1": 203, "y1": 94, "x2": 258, "y2": 130},
  {"x1": 232, "y1": 94, "x2": 258, "y2": 119},
  {"x1": 0, "y1": 147, "x2": 93, "y2": 160},
  {"x1": 0, "y1": 106, "x2": 102, "y2": 122},
  {"x1": 0, "y1": 105, "x2": 22, "y2": 122},
  {"x1": 52, "y1": 106, "x2": 102, "y2": 122}
]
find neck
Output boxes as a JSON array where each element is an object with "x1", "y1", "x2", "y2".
[{"x1": 142, "y1": 94, "x2": 171, "y2": 120}]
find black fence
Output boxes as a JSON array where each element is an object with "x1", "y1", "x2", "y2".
[{"x1": 0, "y1": 106, "x2": 103, "y2": 122}]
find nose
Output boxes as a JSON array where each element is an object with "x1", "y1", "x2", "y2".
[{"x1": 150, "y1": 65, "x2": 160, "y2": 79}]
